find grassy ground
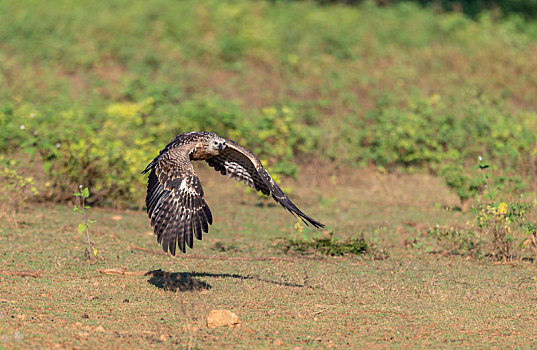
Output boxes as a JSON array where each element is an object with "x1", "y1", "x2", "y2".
[
  {"x1": 2, "y1": 167, "x2": 537, "y2": 349},
  {"x1": 2, "y1": 1, "x2": 537, "y2": 348}
]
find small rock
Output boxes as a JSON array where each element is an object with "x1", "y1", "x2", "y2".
[
  {"x1": 12, "y1": 331, "x2": 23, "y2": 341},
  {"x1": 273, "y1": 338, "x2": 284, "y2": 346},
  {"x1": 95, "y1": 325, "x2": 105, "y2": 332},
  {"x1": 206, "y1": 310, "x2": 240, "y2": 329}
]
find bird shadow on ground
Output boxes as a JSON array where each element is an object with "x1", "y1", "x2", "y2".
[{"x1": 146, "y1": 269, "x2": 304, "y2": 292}]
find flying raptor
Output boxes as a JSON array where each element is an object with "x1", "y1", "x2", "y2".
[{"x1": 142, "y1": 131, "x2": 324, "y2": 255}]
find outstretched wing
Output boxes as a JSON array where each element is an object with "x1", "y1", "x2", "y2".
[
  {"x1": 206, "y1": 140, "x2": 324, "y2": 228},
  {"x1": 142, "y1": 146, "x2": 212, "y2": 255}
]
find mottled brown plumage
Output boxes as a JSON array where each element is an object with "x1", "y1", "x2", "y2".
[{"x1": 142, "y1": 131, "x2": 324, "y2": 255}]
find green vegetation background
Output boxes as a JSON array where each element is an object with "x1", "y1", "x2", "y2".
[{"x1": 1, "y1": 0, "x2": 537, "y2": 207}]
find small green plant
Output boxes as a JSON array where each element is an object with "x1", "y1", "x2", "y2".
[
  {"x1": 73, "y1": 185, "x2": 97, "y2": 259},
  {"x1": 475, "y1": 203, "x2": 511, "y2": 260},
  {"x1": 523, "y1": 222, "x2": 537, "y2": 257},
  {"x1": 474, "y1": 201, "x2": 533, "y2": 261},
  {"x1": 427, "y1": 225, "x2": 481, "y2": 257}
]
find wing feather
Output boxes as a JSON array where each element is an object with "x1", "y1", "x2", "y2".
[
  {"x1": 192, "y1": 213, "x2": 200, "y2": 241},
  {"x1": 206, "y1": 140, "x2": 324, "y2": 228},
  {"x1": 143, "y1": 145, "x2": 212, "y2": 255}
]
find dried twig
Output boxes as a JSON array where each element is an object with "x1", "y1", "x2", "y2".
[
  {"x1": 0, "y1": 270, "x2": 42, "y2": 278},
  {"x1": 97, "y1": 267, "x2": 148, "y2": 276},
  {"x1": 129, "y1": 245, "x2": 165, "y2": 255}
]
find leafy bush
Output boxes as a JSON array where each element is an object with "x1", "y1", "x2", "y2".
[
  {"x1": 3, "y1": 96, "x2": 311, "y2": 206},
  {"x1": 2, "y1": 0, "x2": 537, "y2": 206},
  {"x1": 360, "y1": 95, "x2": 460, "y2": 167},
  {"x1": 358, "y1": 94, "x2": 537, "y2": 172},
  {"x1": 0, "y1": 156, "x2": 38, "y2": 212},
  {"x1": 439, "y1": 164, "x2": 486, "y2": 207},
  {"x1": 308, "y1": 0, "x2": 537, "y2": 20}
]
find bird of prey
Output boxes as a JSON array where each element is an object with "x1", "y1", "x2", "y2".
[{"x1": 142, "y1": 131, "x2": 324, "y2": 255}]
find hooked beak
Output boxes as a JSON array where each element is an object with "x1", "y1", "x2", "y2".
[{"x1": 218, "y1": 142, "x2": 224, "y2": 150}]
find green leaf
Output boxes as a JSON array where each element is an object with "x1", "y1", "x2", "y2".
[
  {"x1": 73, "y1": 205, "x2": 78, "y2": 212},
  {"x1": 27, "y1": 147, "x2": 36, "y2": 161},
  {"x1": 45, "y1": 142, "x2": 58, "y2": 155},
  {"x1": 78, "y1": 223, "x2": 87, "y2": 234},
  {"x1": 43, "y1": 161, "x2": 52, "y2": 175},
  {"x1": 82, "y1": 187, "x2": 89, "y2": 198},
  {"x1": 73, "y1": 193, "x2": 82, "y2": 197}
]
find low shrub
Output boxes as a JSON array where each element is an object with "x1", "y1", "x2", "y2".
[
  {"x1": 2, "y1": 0, "x2": 537, "y2": 209},
  {"x1": 0, "y1": 156, "x2": 38, "y2": 213},
  {"x1": 275, "y1": 236, "x2": 369, "y2": 257}
]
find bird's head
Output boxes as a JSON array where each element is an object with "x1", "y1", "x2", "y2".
[{"x1": 208, "y1": 136, "x2": 227, "y2": 154}]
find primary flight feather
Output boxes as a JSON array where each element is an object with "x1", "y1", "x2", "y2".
[{"x1": 142, "y1": 131, "x2": 324, "y2": 255}]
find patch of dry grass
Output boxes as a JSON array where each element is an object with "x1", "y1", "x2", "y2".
[{"x1": 2, "y1": 170, "x2": 537, "y2": 348}]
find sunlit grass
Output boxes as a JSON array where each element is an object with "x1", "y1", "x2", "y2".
[{"x1": 2, "y1": 171, "x2": 537, "y2": 348}]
